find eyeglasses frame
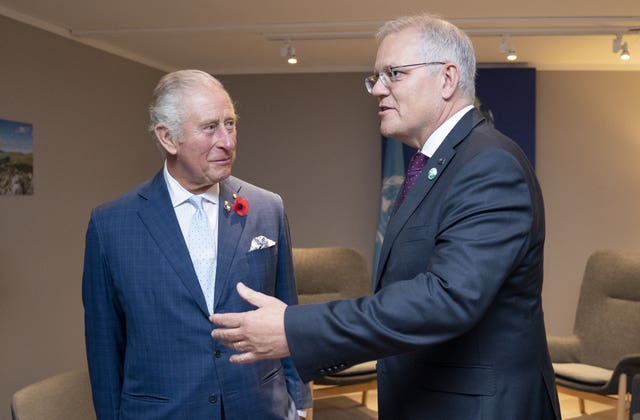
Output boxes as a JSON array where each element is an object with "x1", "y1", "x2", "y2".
[{"x1": 364, "y1": 61, "x2": 447, "y2": 93}]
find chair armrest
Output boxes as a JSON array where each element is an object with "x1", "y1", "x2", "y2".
[
  {"x1": 631, "y1": 369, "x2": 640, "y2": 415},
  {"x1": 615, "y1": 354, "x2": 640, "y2": 377},
  {"x1": 619, "y1": 354, "x2": 640, "y2": 365},
  {"x1": 592, "y1": 353, "x2": 640, "y2": 395},
  {"x1": 547, "y1": 335, "x2": 580, "y2": 362}
]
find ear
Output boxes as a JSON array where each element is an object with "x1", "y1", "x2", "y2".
[
  {"x1": 440, "y1": 63, "x2": 460, "y2": 100},
  {"x1": 154, "y1": 124, "x2": 178, "y2": 156}
]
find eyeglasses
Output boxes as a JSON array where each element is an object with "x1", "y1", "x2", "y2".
[{"x1": 364, "y1": 62, "x2": 446, "y2": 93}]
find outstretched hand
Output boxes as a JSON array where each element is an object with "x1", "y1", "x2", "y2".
[{"x1": 210, "y1": 282, "x2": 290, "y2": 363}]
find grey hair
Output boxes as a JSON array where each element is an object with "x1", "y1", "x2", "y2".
[
  {"x1": 377, "y1": 14, "x2": 476, "y2": 99},
  {"x1": 148, "y1": 69, "x2": 229, "y2": 148}
]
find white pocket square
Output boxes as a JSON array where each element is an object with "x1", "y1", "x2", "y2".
[{"x1": 249, "y1": 235, "x2": 276, "y2": 251}]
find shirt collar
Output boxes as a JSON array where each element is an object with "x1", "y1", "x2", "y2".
[
  {"x1": 163, "y1": 161, "x2": 220, "y2": 208},
  {"x1": 421, "y1": 105, "x2": 474, "y2": 157}
]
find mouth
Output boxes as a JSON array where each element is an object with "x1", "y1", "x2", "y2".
[
  {"x1": 378, "y1": 105, "x2": 395, "y2": 116},
  {"x1": 208, "y1": 155, "x2": 233, "y2": 165}
]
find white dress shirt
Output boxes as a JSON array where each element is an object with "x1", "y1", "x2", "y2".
[
  {"x1": 420, "y1": 105, "x2": 474, "y2": 157},
  {"x1": 163, "y1": 162, "x2": 220, "y2": 243}
]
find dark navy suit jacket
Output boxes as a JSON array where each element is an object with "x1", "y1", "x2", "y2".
[
  {"x1": 285, "y1": 109, "x2": 561, "y2": 419},
  {"x1": 83, "y1": 172, "x2": 310, "y2": 419}
]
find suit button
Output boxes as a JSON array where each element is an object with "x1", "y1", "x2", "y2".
[
  {"x1": 208, "y1": 394, "x2": 218, "y2": 404},
  {"x1": 214, "y1": 350, "x2": 221, "y2": 358}
]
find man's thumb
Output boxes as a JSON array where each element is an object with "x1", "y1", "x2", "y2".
[{"x1": 236, "y1": 282, "x2": 269, "y2": 307}]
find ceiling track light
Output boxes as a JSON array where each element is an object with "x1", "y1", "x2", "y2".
[
  {"x1": 613, "y1": 34, "x2": 631, "y2": 60},
  {"x1": 280, "y1": 41, "x2": 297, "y2": 64},
  {"x1": 620, "y1": 44, "x2": 631, "y2": 60},
  {"x1": 499, "y1": 34, "x2": 517, "y2": 61}
]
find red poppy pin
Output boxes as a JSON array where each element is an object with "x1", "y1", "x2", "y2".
[{"x1": 224, "y1": 193, "x2": 249, "y2": 217}]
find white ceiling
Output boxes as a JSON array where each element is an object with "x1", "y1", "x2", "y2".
[{"x1": 2, "y1": 0, "x2": 640, "y2": 74}]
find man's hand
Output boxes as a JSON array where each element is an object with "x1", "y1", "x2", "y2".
[{"x1": 210, "y1": 282, "x2": 290, "y2": 363}]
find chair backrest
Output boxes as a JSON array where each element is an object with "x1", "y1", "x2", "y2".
[
  {"x1": 573, "y1": 250, "x2": 640, "y2": 369},
  {"x1": 292, "y1": 247, "x2": 371, "y2": 305},
  {"x1": 11, "y1": 369, "x2": 95, "y2": 420}
]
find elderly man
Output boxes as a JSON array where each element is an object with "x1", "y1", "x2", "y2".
[{"x1": 83, "y1": 69, "x2": 310, "y2": 419}]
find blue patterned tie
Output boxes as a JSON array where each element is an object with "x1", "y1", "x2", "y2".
[
  {"x1": 188, "y1": 196, "x2": 216, "y2": 314},
  {"x1": 395, "y1": 152, "x2": 428, "y2": 210}
]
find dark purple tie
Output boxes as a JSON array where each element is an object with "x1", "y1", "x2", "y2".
[{"x1": 396, "y1": 152, "x2": 428, "y2": 209}]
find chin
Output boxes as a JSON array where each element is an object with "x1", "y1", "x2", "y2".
[
  {"x1": 211, "y1": 174, "x2": 231, "y2": 184},
  {"x1": 380, "y1": 121, "x2": 399, "y2": 139},
  {"x1": 381, "y1": 129, "x2": 402, "y2": 141}
]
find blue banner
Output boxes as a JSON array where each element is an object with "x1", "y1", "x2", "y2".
[
  {"x1": 475, "y1": 67, "x2": 536, "y2": 167},
  {"x1": 372, "y1": 136, "x2": 406, "y2": 283}
]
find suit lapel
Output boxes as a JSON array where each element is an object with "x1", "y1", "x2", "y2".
[
  {"x1": 214, "y1": 178, "x2": 247, "y2": 311},
  {"x1": 374, "y1": 109, "x2": 485, "y2": 290},
  {"x1": 137, "y1": 171, "x2": 210, "y2": 316}
]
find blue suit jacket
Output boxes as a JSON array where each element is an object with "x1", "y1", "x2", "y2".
[
  {"x1": 83, "y1": 172, "x2": 310, "y2": 419},
  {"x1": 285, "y1": 109, "x2": 561, "y2": 419}
]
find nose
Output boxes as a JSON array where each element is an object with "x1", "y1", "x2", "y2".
[
  {"x1": 370, "y1": 77, "x2": 389, "y2": 97},
  {"x1": 215, "y1": 128, "x2": 236, "y2": 150}
]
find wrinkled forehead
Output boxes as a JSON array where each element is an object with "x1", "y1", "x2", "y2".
[{"x1": 181, "y1": 84, "x2": 237, "y2": 120}]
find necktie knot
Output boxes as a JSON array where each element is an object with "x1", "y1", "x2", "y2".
[
  {"x1": 395, "y1": 152, "x2": 428, "y2": 210},
  {"x1": 406, "y1": 152, "x2": 428, "y2": 177},
  {"x1": 189, "y1": 195, "x2": 206, "y2": 212}
]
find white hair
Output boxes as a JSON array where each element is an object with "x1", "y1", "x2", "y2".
[
  {"x1": 148, "y1": 69, "x2": 231, "y2": 151},
  {"x1": 377, "y1": 14, "x2": 477, "y2": 99}
]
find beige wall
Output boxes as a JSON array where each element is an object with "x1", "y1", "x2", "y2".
[
  {"x1": 3, "y1": 14, "x2": 640, "y2": 417},
  {"x1": 537, "y1": 71, "x2": 640, "y2": 335},
  {"x1": 220, "y1": 73, "x2": 381, "y2": 270},
  {"x1": 0, "y1": 15, "x2": 164, "y2": 414}
]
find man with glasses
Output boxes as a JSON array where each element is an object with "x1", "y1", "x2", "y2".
[{"x1": 211, "y1": 14, "x2": 560, "y2": 419}]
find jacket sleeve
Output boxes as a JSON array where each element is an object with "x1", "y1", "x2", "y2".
[
  {"x1": 285, "y1": 148, "x2": 537, "y2": 382},
  {"x1": 82, "y1": 211, "x2": 125, "y2": 419}
]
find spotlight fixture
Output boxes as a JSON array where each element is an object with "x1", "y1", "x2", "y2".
[
  {"x1": 280, "y1": 41, "x2": 298, "y2": 64},
  {"x1": 620, "y1": 45, "x2": 631, "y2": 60},
  {"x1": 613, "y1": 34, "x2": 631, "y2": 61},
  {"x1": 499, "y1": 35, "x2": 517, "y2": 61}
]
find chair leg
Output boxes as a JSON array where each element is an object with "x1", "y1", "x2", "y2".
[
  {"x1": 631, "y1": 373, "x2": 640, "y2": 419},
  {"x1": 305, "y1": 381, "x2": 314, "y2": 420},
  {"x1": 578, "y1": 398, "x2": 586, "y2": 414},
  {"x1": 616, "y1": 373, "x2": 627, "y2": 420},
  {"x1": 362, "y1": 390, "x2": 369, "y2": 406}
]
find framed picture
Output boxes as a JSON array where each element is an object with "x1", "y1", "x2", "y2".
[{"x1": 0, "y1": 118, "x2": 34, "y2": 195}]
